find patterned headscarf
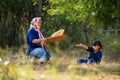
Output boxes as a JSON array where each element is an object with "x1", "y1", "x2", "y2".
[{"x1": 30, "y1": 17, "x2": 41, "y2": 29}]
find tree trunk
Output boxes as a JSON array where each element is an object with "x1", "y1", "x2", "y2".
[
  {"x1": 33, "y1": 0, "x2": 42, "y2": 17},
  {"x1": 81, "y1": 22, "x2": 89, "y2": 44}
]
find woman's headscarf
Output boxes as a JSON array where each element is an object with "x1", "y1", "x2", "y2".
[{"x1": 30, "y1": 17, "x2": 41, "y2": 29}]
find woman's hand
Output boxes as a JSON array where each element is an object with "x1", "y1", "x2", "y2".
[{"x1": 41, "y1": 38, "x2": 48, "y2": 42}]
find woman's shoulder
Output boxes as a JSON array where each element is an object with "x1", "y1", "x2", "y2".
[{"x1": 27, "y1": 28, "x2": 36, "y2": 34}]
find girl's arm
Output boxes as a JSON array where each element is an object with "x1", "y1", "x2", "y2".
[{"x1": 76, "y1": 43, "x2": 88, "y2": 50}]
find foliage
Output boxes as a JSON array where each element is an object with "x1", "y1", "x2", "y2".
[
  {"x1": 0, "y1": 0, "x2": 120, "y2": 47},
  {"x1": 0, "y1": 48, "x2": 6, "y2": 59},
  {"x1": 0, "y1": 60, "x2": 19, "y2": 80},
  {"x1": 0, "y1": 0, "x2": 37, "y2": 47},
  {"x1": 43, "y1": 0, "x2": 120, "y2": 45},
  {"x1": 46, "y1": 0, "x2": 120, "y2": 26}
]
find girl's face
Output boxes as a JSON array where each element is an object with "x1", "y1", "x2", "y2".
[{"x1": 93, "y1": 45, "x2": 100, "y2": 52}]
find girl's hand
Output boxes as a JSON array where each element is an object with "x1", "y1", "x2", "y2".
[{"x1": 76, "y1": 43, "x2": 83, "y2": 47}]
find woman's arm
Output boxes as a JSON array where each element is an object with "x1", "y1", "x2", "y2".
[
  {"x1": 76, "y1": 43, "x2": 88, "y2": 50},
  {"x1": 32, "y1": 38, "x2": 47, "y2": 44}
]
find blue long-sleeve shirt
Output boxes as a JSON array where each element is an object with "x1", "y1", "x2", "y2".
[
  {"x1": 86, "y1": 47, "x2": 102, "y2": 63},
  {"x1": 26, "y1": 28, "x2": 42, "y2": 53}
]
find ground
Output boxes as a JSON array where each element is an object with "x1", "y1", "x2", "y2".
[{"x1": 0, "y1": 48, "x2": 120, "y2": 80}]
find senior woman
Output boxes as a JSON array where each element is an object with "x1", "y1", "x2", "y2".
[{"x1": 26, "y1": 17, "x2": 50, "y2": 64}]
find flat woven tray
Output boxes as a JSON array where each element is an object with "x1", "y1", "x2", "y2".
[{"x1": 45, "y1": 35, "x2": 67, "y2": 43}]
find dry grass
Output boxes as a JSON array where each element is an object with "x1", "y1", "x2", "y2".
[{"x1": 0, "y1": 47, "x2": 120, "y2": 80}]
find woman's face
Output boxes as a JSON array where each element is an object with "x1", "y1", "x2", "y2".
[{"x1": 37, "y1": 21, "x2": 41, "y2": 29}]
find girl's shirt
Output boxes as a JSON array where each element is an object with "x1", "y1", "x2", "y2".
[{"x1": 86, "y1": 47, "x2": 102, "y2": 63}]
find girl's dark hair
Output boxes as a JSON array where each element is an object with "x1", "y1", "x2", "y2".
[{"x1": 92, "y1": 40, "x2": 102, "y2": 49}]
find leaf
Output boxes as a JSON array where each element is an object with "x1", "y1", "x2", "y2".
[{"x1": 33, "y1": 1, "x2": 37, "y2": 6}]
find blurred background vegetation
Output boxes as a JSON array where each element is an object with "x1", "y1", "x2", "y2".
[
  {"x1": 0, "y1": 0, "x2": 120, "y2": 80},
  {"x1": 0, "y1": 0, "x2": 120, "y2": 61}
]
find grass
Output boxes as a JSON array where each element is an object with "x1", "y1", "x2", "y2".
[{"x1": 0, "y1": 47, "x2": 120, "y2": 80}]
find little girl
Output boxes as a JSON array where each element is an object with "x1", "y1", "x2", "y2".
[{"x1": 76, "y1": 40, "x2": 102, "y2": 64}]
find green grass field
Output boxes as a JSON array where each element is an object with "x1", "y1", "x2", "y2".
[{"x1": 0, "y1": 47, "x2": 120, "y2": 80}]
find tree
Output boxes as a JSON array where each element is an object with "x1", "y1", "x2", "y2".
[
  {"x1": 44, "y1": 0, "x2": 120, "y2": 43},
  {"x1": 0, "y1": 0, "x2": 43, "y2": 47}
]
